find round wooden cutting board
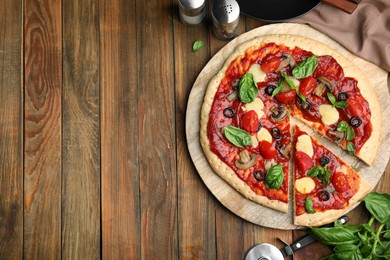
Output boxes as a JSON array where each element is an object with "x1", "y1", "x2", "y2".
[{"x1": 185, "y1": 23, "x2": 390, "y2": 229}]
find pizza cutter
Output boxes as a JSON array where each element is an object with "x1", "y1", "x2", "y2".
[{"x1": 244, "y1": 216, "x2": 349, "y2": 260}]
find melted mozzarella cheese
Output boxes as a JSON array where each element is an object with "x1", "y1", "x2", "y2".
[
  {"x1": 290, "y1": 76, "x2": 300, "y2": 87},
  {"x1": 336, "y1": 165, "x2": 348, "y2": 175},
  {"x1": 319, "y1": 104, "x2": 339, "y2": 125},
  {"x1": 264, "y1": 159, "x2": 276, "y2": 171},
  {"x1": 296, "y1": 134, "x2": 314, "y2": 158},
  {"x1": 251, "y1": 134, "x2": 259, "y2": 148},
  {"x1": 244, "y1": 98, "x2": 264, "y2": 118},
  {"x1": 247, "y1": 64, "x2": 266, "y2": 83},
  {"x1": 257, "y1": 127, "x2": 272, "y2": 143},
  {"x1": 295, "y1": 177, "x2": 316, "y2": 194}
]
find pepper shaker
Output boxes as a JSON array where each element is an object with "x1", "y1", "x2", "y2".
[
  {"x1": 211, "y1": 0, "x2": 240, "y2": 40},
  {"x1": 178, "y1": 0, "x2": 206, "y2": 25}
]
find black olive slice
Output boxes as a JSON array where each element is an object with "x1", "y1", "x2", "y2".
[
  {"x1": 265, "y1": 85, "x2": 276, "y2": 96},
  {"x1": 223, "y1": 107, "x2": 236, "y2": 118},
  {"x1": 338, "y1": 92, "x2": 350, "y2": 101},
  {"x1": 350, "y1": 116, "x2": 362, "y2": 127},
  {"x1": 271, "y1": 128, "x2": 282, "y2": 139},
  {"x1": 300, "y1": 100, "x2": 312, "y2": 111},
  {"x1": 232, "y1": 79, "x2": 240, "y2": 89},
  {"x1": 253, "y1": 170, "x2": 265, "y2": 182},
  {"x1": 319, "y1": 190, "x2": 330, "y2": 201},
  {"x1": 319, "y1": 156, "x2": 330, "y2": 166}
]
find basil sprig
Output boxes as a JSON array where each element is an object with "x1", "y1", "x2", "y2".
[
  {"x1": 222, "y1": 126, "x2": 252, "y2": 148},
  {"x1": 305, "y1": 197, "x2": 316, "y2": 214},
  {"x1": 238, "y1": 73, "x2": 258, "y2": 104},
  {"x1": 336, "y1": 121, "x2": 356, "y2": 155},
  {"x1": 292, "y1": 56, "x2": 318, "y2": 79},
  {"x1": 309, "y1": 192, "x2": 390, "y2": 260},
  {"x1": 337, "y1": 121, "x2": 355, "y2": 141},
  {"x1": 346, "y1": 142, "x2": 356, "y2": 155},
  {"x1": 275, "y1": 72, "x2": 306, "y2": 104},
  {"x1": 307, "y1": 165, "x2": 331, "y2": 187},
  {"x1": 265, "y1": 164, "x2": 284, "y2": 189},
  {"x1": 328, "y1": 92, "x2": 349, "y2": 109}
]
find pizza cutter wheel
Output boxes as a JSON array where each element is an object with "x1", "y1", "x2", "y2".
[{"x1": 244, "y1": 216, "x2": 349, "y2": 260}]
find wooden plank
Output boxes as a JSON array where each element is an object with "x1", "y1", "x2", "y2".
[
  {"x1": 173, "y1": 11, "x2": 217, "y2": 260},
  {"x1": 0, "y1": 0, "x2": 23, "y2": 258},
  {"x1": 23, "y1": 0, "x2": 62, "y2": 258},
  {"x1": 62, "y1": 0, "x2": 100, "y2": 258},
  {"x1": 100, "y1": 0, "x2": 140, "y2": 258},
  {"x1": 136, "y1": 1, "x2": 177, "y2": 259}
]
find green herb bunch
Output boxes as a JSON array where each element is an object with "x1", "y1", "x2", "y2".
[{"x1": 309, "y1": 192, "x2": 390, "y2": 259}]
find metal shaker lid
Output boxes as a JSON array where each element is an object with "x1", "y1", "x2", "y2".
[
  {"x1": 179, "y1": 0, "x2": 205, "y2": 13},
  {"x1": 212, "y1": 0, "x2": 240, "y2": 24}
]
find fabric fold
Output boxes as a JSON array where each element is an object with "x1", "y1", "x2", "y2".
[{"x1": 292, "y1": 0, "x2": 390, "y2": 72}]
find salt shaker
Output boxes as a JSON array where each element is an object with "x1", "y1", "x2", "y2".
[
  {"x1": 178, "y1": 0, "x2": 206, "y2": 25},
  {"x1": 211, "y1": 0, "x2": 240, "y2": 40}
]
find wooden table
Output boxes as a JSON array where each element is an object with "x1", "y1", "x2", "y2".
[{"x1": 1, "y1": 1, "x2": 389, "y2": 259}]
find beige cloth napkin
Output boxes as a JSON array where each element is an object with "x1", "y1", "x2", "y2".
[{"x1": 292, "y1": 0, "x2": 390, "y2": 72}]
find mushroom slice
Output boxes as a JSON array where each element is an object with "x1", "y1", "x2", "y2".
[
  {"x1": 328, "y1": 130, "x2": 345, "y2": 143},
  {"x1": 276, "y1": 53, "x2": 296, "y2": 71},
  {"x1": 314, "y1": 76, "x2": 335, "y2": 96},
  {"x1": 235, "y1": 150, "x2": 257, "y2": 170},
  {"x1": 227, "y1": 91, "x2": 237, "y2": 101},
  {"x1": 269, "y1": 105, "x2": 288, "y2": 122},
  {"x1": 276, "y1": 142, "x2": 292, "y2": 159}
]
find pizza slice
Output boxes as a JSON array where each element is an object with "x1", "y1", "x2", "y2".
[
  {"x1": 200, "y1": 59, "x2": 293, "y2": 213},
  {"x1": 293, "y1": 125, "x2": 371, "y2": 226}
]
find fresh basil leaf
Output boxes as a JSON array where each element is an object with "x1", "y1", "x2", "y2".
[
  {"x1": 265, "y1": 164, "x2": 284, "y2": 189},
  {"x1": 305, "y1": 197, "x2": 316, "y2": 214},
  {"x1": 271, "y1": 85, "x2": 283, "y2": 97},
  {"x1": 374, "y1": 240, "x2": 389, "y2": 257},
  {"x1": 362, "y1": 223, "x2": 375, "y2": 234},
  {"x1": 334, "y1": 243, "x2": 363, "y2": 260},
  {"x1": 307, "y1": 166, "x2": 322, "y2": 177},
  {"x1": 384, "y1": 230, "x2": 390, "y2": 239},
  {"x1": 327, "y1": 92, "x2": 337, "y2": 105},
  {"x1": 327, "y1": 93, "x2": 349, "y2": 109},
  {"x1": 362, "y1": 192, "x2": 390, "y2": 224},
  {"x1": 383, "y1": 241, "x2": 390, "y2": 256},
  {"x1": 334, "y1": 101, "x2": 349, "y2": 109},
  {"x1": 280, "y1": 72, "x2": 307, "y2": 104},
  {"x1": 223, "y1": 126, "x2": 252, "y2": 148},
  {"x1": 192, "y1": 40, "x2": 204, "y2": 52},
  {"x1": 292, "y1": 56, "x2": 318, "y2": 79},
  {"x1": 346, "y1": 127, "x2": 355, "y2": 141},
  {"x1": 272, "y1": 78, "x2": 291, "y2": 97},
  {"x1": 337, "y1": 121, "x2": 350, "y2": 132},
  {"x1": 281, "y1": 72, "x2": 297, "y2": 90},
  {"x1": 238, "y1": 73, "x2": 258, "y2": 104},
  {"x1": 310, "y1": 227, "x2": 359, "y2": 245},
  {"x1": 347, "y1": 142, "x2": 356, "y2": 155},
  {"x1": 307, "y1": 165, "x2": 330, "y2": 187},
  {"x1": 321, "y1": 169, "x2": 331, "y2": 187},
  {"x1": 296, "y1": 91, "x2": 307, "y2": 104}
]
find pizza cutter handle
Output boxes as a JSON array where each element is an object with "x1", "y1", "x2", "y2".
[{"x1": 281, "y1": 215, "x2": 350, "y2": 256}]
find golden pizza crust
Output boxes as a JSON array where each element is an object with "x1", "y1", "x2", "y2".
[
  {"x1": 294, "y1": 177, "x2": 371, "y2": 227},
  {"x1": 200, "y1": 34, "x2": 380, "y2": 218}
]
